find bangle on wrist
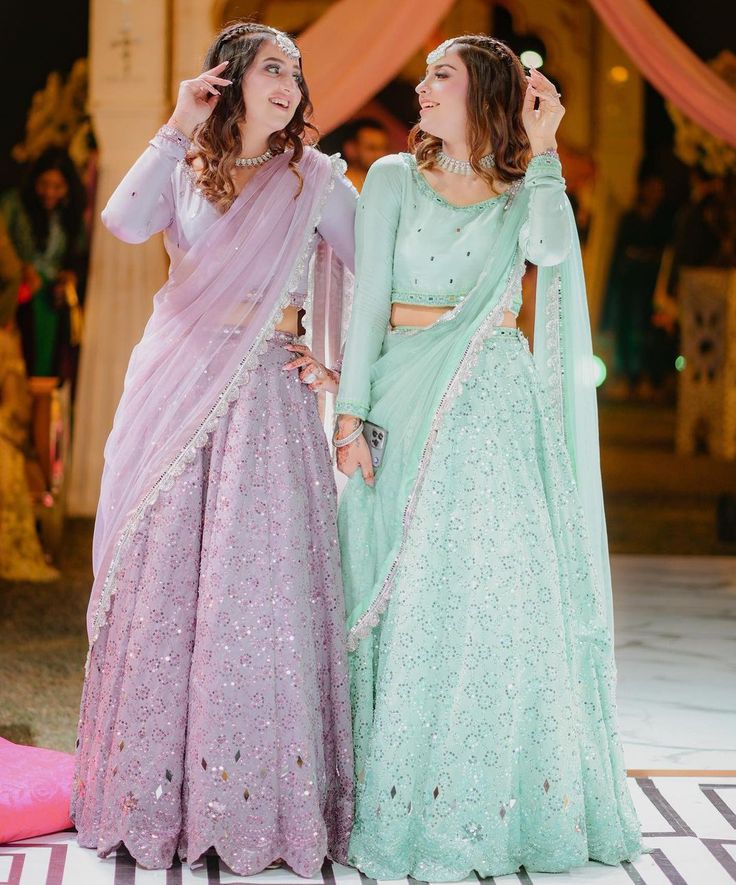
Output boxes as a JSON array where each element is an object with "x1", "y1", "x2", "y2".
[{"x1": 333, "y1": 420, "x2": 364, "y2": 448}]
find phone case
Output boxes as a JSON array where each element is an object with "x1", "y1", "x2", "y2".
[{"x1": 362, "y1": 421, "x2": 388, "y2": 470}]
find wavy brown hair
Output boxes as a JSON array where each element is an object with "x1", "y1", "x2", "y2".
[
  {"x1": 188, "y1": 22, "x2": 318, "y2": 208},
  {"x1": 409, "y1": 35, "x2": 530, "y2": 192}
]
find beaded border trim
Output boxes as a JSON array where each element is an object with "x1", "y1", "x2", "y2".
[
  {"x1": 346, "y1": 247, "x2": 527, "y2": 651},
  {"x1": 544, "y1": 271, "x2": 564, "y2": 427},
  {"x1": 86, "y1": 152, "x2": 345, "y2": 664},
  {"x1": 531, "y1": 148, "x2": 560, "y2": 164},
  {"x1": 157, "y1": 124, "x2": 192, "y2": 152}
]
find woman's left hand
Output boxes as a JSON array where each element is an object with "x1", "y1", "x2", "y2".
[
  {"x1": 282, "y1": 343, "x2": 339, "y2": 394},
  {"x1": 522, "y1": 68, "x2": 565, "y2": 152}
]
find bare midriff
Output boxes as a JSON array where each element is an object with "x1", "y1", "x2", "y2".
[
  {"x1": 390, "y1": 302, "x2": 517, "y2": 330},
  {"x1": 274, "y1": 305, "x2": 300, "y2": 335}
]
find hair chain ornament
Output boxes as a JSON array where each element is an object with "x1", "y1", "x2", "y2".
[
  {"x1": 220, "y1": 24, "x2": 300, "y2": 61},
  {"x1": 436, "y1": 151, "x2": 495, "y2": 176},
  {"x1": 235, "y1": 149, "x2": 274, "y2": 168},
  {"x1": 427, "y1": 36, "x2": 515, "y2": 68}
]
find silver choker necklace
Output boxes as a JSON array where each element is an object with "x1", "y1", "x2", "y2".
[
  {"x1": 436, "y1": 150, "x2": 495, "y2": 176},
  {"x1": 235, "y1": 149, "x2": 274, "y2": 168}
]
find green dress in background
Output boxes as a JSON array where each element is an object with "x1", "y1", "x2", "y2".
[
  {"x1": 335, "y1": 153, "x2": 643, "y2": 879},
  {"x1": 0, "y1": 190, "x2": 84, "y2": 377}
]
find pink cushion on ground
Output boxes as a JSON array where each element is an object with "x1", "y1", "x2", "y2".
[{"x1": 0, "y1": 737, "x2": 75, "y2": 843}]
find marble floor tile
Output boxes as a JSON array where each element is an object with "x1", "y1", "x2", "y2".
[{"x1": 612, "y1": 556, "x2": 736, "y2": 771}]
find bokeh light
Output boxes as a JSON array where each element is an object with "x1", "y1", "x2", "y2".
[
  {"x1": 592, "y1": 355, "x2": 607, "y2": 387},
  {"x1": 608, "y1": 65, "x2": 630, "y2": 84}
]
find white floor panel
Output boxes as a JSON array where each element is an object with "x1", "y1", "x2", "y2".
[{"x1": 611, "y1": 555, "x2": 736, "y2": 771}]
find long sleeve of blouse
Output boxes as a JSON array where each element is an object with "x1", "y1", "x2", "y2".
[
  {"x1": 335, "y1": 156, "x2": 402, "y2": 419},
  {"x1": 101, "y1": 132, "x2": 183, "y2": 244},
  {"x1": 315, "y1": 171, "x2": 357, "y2": 273},
  {"x1": 519, "y1": 153, "x2": 571, "y2": 266}
]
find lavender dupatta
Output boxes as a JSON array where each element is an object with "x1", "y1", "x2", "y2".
[{"x1": 87, "y1": 148, "x2": 342, "y2": 646}]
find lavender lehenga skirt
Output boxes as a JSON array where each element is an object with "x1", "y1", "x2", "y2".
[{"x1": 72, "y1": 331, "x2": 354, "y2": 876}]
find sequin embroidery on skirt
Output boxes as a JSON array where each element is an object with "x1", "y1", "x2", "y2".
[{"x1": 73, "y1": 333, "x2": 354, "y2": 876}]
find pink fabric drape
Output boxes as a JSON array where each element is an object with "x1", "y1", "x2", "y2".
[
  {"x1": 588, "y1": 0, "x2": 736, "y2": 147},
  {"x1": 299, "y1": 0, "x2": 454, "y2": 135}
]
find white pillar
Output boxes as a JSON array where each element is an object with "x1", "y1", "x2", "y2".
[
  {"x1": 584, "y1": 19, "x2": 644, "y2": 325},
  {"x1": 68, "y1": 0, "x2": 171, "y2": 515},
  {"x1": 171, "y1": 0, "x2": 216, "y2": 89}
]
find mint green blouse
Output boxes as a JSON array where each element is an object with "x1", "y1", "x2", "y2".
[{"x1": 336, "y1": 152, "x2": 571, "y2": 420}]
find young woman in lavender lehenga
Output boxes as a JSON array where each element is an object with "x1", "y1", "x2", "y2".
[
  {"x1": 334, "y1": 36, "x2": 643, "y2": 878},
  {"x1": 72, "y1": 22, "x2": 356, "y2": 876}
]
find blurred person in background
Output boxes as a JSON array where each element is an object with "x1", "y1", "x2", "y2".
[
  {"x1": 601, "y1": 171, "x2": 673, "y2": 400},
  {"x1": 669, "y1": 166, "x2": 727, "y2": 287},
  {"x1": 342, "y1": 117, "x2": 389, "y2": 191},
  {"x1": 0, "y1": 217, "x2": 59, "y2": 581},
  {"x1": 0, "y1": 148, "x2": 87, "y2": 380}
]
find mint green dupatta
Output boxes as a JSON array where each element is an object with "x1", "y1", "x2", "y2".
[
  {"x1": 340, "y1": 181, "x2": 528, "y2": 649},
  {"x1": 535, "y1": 202, "x2": 613, "y2": 627},
  {"x1": 340, "y1": 191, "x2": 613, "y2": 649}
]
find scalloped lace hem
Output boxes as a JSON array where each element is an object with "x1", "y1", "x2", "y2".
[
  {"x1": 81, "y1": 831, "x2": 333, "y2": 878},
  {"x1": 349, "y1": 843, "x2": 643, "y2": 882}
]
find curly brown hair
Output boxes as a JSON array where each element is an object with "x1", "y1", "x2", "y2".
[
  {"x1": 409, "y1": 35, "x2": 530, "y2": 192},
  {"x1": 188, "y1": 22, "x2": 318, "y2": 208}
]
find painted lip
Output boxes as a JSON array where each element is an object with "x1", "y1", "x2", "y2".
[{"x1": 419, "y1": 101, "x2": 439, "y2": 110}]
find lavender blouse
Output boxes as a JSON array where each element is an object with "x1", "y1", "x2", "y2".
[{"x1": 101, "y1": 131, "x2": 358, "y2": 304}]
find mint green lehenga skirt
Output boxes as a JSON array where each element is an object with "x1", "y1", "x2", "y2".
[{"x1": 338, "y1": 327, "x2": 643, "y2": 880}]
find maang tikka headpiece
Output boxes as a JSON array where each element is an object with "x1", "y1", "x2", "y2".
[
  {"x1": 267, "y1": 27, "x2": 300, "y2": 61},
  {"x1": 427, "y1": 38, "x2": 455, "y2": 66}
]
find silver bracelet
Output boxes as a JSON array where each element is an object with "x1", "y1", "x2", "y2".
[{"x1": 333, "y1": 421, "x2": 364, "y2": 448}]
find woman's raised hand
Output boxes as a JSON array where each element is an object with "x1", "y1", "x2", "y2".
[
  {"x1": 168, "y1": 62, "x2": 233, "y2": 139},
  {"x1": 522, "y1": 68, "x2": 565, "y2": 154}
]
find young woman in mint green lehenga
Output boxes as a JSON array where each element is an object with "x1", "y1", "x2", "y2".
[{"x1": 333, "y1": 35, "x2": 643, "y2": 879}]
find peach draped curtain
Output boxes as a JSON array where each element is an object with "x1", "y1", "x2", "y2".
[
  {"x1": 588, "y1": 0, "x2": 736, "y2": 147},
  {"x1": 301, "y1": 0, "x2": 736, "y2": 147},
  {"x1": 299, "y1": 0, "x2": 455, "y2": 135}
]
